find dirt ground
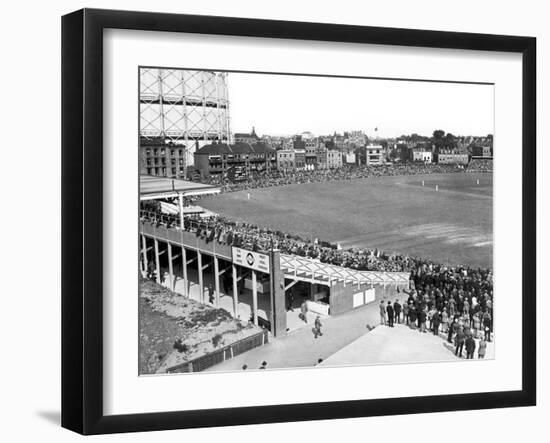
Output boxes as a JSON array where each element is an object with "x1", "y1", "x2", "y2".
[{"x1": 139, "y1": 278, "x2": 262, "y2": 374}]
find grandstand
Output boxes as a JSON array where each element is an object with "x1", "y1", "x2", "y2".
[
  {"x1": 467, "y1": 158, "x2": 493, "y2": 172},
  {"x1": 139, "y1": 206, "x2": 410, "y2": 338}
]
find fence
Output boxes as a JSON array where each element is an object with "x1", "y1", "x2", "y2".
[
  {"x1": 140, "y1": 209, "x2": 213, "y2": 231},
  {"x1": 166, "y1": 329, "x2": 269, "y2": 373}
]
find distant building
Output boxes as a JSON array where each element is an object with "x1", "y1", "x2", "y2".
[
  {"x1": 315, "y1": 145, "x2": 327, "y2": 169},
  {"x1": 140, "y1": 138, "x2": 188, "y2": 179},
  {"x1": 294, "y1": 149, "x2": 306, "y2": 170},
  {"x1": 194, "y1": 142, "x2": 276, "y2": 179},
  {"x1": 348, "y1": 130, "x2": 367, "y2": 147},
  {"x1": 412, "y1": 149, "x2": 433, "y2": 163},
  {"x1": 293, "y1": 135, "x2": 306, "y2": 151},
  {"x1": 436, "y1": 153, "x2": 469, "y2": 165},
  {"x1": 305, "y1": 143, "x2": 317, "y2": 168},
  {"x1": 395, "y1": 143, "x2": 410, "y2": 163},
  {"x1": 365, "y1": 145, "x2": 385, "y2": 166},
  {"x1": 344, "y1": 151, "x2": 356, "y2": 164},
  {"x1": 333, "y1": 133, "x2": 346, "y2": 149},
  {"x1": 234, "y1": 127, "x2": 260, "y2": 145},
  {"x1": 326, "y1": 150, "x2": 343, "y2": 169},
  {"x1": 277, "y1": 149, "x2": 296, "y2": 171},
  {"x1": 471, "y1": 145, "x2": 493, "y2": 158}
]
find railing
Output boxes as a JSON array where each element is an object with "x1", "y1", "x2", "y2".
[
  {"x1": 140, "y1": 210, "x2": 180, "y2": 228},
  {"x1": 140, "y1": 210, "x2": 221, "y2": 232},
  {"x1": 166, "y1": 329, "x2": 269, "y2": 373},
  {"x1": 140, "y1": 212, "x2": 235, "y2": 259},
  {"x1": 139, "y1": 210, "x2": 276, "y2": 255}
]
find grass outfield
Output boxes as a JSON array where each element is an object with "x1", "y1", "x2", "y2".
[{"x1": 200, "y1": 173, "x2": 493, "y2": 269}]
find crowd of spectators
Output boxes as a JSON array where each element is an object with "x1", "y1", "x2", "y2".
[
  {"x1": 142, "y1": 209, "x2": 418, "y2": 271},
  {"x1": 466, "y1": 158, "x2": 493, "y2": 173},
  {"x1": 380, "y1": 264, "x2": 494, "y2": 357},
  {"x1": 140, "y1": 208, "x2": 493, "y2": 283},
  {"x1": 195, "y1": 163, "x2": 467, "y2": 194}
]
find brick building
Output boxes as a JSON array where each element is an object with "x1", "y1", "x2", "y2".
[
  {"x1": 277, "y1": 149, "x2": 296, "y2": 171},
  {"x1": 234, "y1": 127, "x2": 260, "y2": 145},
  {"x1": 140, "y1": 138, "x2": 189, "y2": 179},
  {"x1": 194, "y1": 142, "x2": 277, "y2": 179}
]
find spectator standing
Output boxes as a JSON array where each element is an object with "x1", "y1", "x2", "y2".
[
  {"x1": 287, "y1": 291, "x2": 295, "y2": 312},
  {"x1": 409, "y1": 305, "x2": 417, "y2": 330},
  {"x1": 441, "y1": 308, "x2": 449, "y2": 334},
  {"x1": 313, "y1": 315, "x2": 323, "y2": 338},
  {"x1": 428, "y1": 307, "x2": 436, "y2": 331},
  {"x1": 463, "y1": 298, "x2": 470, "y2": 316},
  {"x1": 478, "y1": 337, "x2": 487, "y2": 359},
  {"x1": 403, "y1": 302, "x2": 410, "y2": 325},
  {"x1": 419, "y1": 308, "x2": 427, "y2": 333},
  {"x1": 300, "y1": 300, "x2": 308, "y2": 324},
  {"x1": 393, "y1": 300, "x2": 402, "y2": 324},
  {"x1": 447, "y1": 318, "x2": 456, "y2": 343},
  {"x1": 386, "y1": 302, "x2": 394, "y2": 327},
  {"x1": 465, "y1": 335, "x2": 476, "y2": 359},
  {"x1": 455, "y1": 328, "x2": 466, "y2": 357},
  {"x1": 448, "y1": 298, "x2": 456, "y2": 318},
  {"x1": 432, "y1": 310, "x2": 441, "y2": 335},
  {"x1": 473, "y1": 312, "x2": 481, "y2": 338},
  {"x1": 483, "y1": 311, "x2": 492, "y2": 341},
  {"x1": 379, "y1": 300, "x2": 386, "y2": 326}
]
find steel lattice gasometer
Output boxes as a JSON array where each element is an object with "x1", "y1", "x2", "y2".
[{"x1": 139, "y1": 68, "x2": 232, "y2": 169}]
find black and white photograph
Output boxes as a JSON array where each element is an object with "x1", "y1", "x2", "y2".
[
  {"x1": 0, "y1": 0, "x2": 543, "y2": 439},
  {"x1": 138, "y1": 67, "x2": 495, "y2": 375}
]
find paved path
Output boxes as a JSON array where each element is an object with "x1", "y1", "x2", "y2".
[
  {"x1": 319, "y1": 323, "x2": 495, "y2": 367},
  {"x1": 204, "y1": 293, "x2": 409, "y2": 372}
]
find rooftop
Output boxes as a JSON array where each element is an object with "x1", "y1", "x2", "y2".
[
  {"x1": 140, "y1": 175, "x2": 221, "y2": 200},
  {"x1": 195, "y1": 142, "x2": 275, "y2": 156},
  {"x1": 280, "y1": 254, "x2": 410, "y2": 286}
]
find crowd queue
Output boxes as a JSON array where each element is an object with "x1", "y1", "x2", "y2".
[{"x1": 378, "y1": 265, "x2": 493, "y2": 359}]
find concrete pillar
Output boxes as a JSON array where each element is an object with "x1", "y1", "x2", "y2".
[
  {"x1": 181, "y1": 246, "x2": 188, "y2": 298},
  {"x1": 154, "y1": 238, "x2": 161, "y2": 284},
  {"x1": 197, "y1": 250, "x2": 204, "y2": 303},
  {"x1": 214, "y1": 256, "x2": 220, "y2": 308},
  {"x1": 232, "y1": 264, "x2": 239, "y2": 318},
  {"x1": 167, "y1": 242, "x2": 174, "y2": 291},
  {"x1": 252, "y1": 270, "x2": 258, "y2": 326},
  {"x1": 178, "y1": 193, "x2": 184, "y2": 229},
  {"x1": 141, "y1": 235, "x2": 148, "y2": 276},
  {"x1": 269, "y1": 249, "x2": 287, "y2": 337}
]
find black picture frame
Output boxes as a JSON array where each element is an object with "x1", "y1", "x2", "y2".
[{"x1": 61, "y1": 8, "x2": 536, "y2": 435}]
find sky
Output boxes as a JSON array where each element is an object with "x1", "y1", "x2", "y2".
[{"x1": 227, "y1": 72, "x2": 494, "y2": 139}]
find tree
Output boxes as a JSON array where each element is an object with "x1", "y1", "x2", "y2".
[
  {"x1": 444, "y1": 132, "x2": 457, "y2": 150},
  {"x1": 433, "y1": 129, "x2": 445, "y2": 140},
  {"x1": 432, "y1": 130, "x2": 446, "y2": 153}
]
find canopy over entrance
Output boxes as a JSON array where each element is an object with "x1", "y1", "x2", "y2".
[{"x1": 280, "y1": 253, "x2": 410, "y2": 287}]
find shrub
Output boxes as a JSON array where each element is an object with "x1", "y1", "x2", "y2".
[
  {"x1": 212, "y1": 333, "x2": 223, "y2": 348},
  {"x1": 173, "y1": 339, "x2": 189, "y2": 353}
]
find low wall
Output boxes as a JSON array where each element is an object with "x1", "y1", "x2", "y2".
[
  {"x1": 166, "y1": 329, "x2": 269, "y2": 373},
  {"x1": 330, "y1": 281, "x2": 409, "y2": 316}
]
